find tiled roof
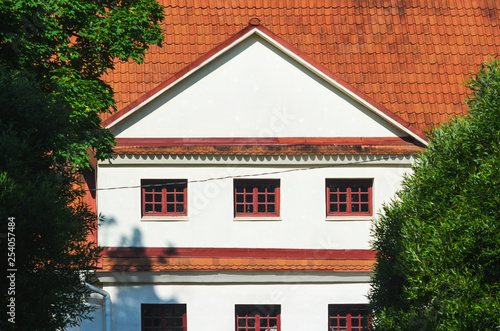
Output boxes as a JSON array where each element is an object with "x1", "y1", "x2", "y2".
[
  {"x1": 112, "y1": 144, "x2": 424, "y2": 156},
  {"x1": 100, "y1": 247, "x2": 376, "y2": 272},
  {"x1": 101, "y1": 256, "x2": 374, "y2": 272},
  {"x1": 103, "y1": 0, "x2": 500, "y2": 133}
]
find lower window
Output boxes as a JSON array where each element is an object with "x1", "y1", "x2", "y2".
[
  {"x1": 328, "y1": 305, "x2": 368, "y2": 331},
  {"x1": 236, "y1": 305, "x2": 280, "y2": 331},
  {"x1": 142, "y1": 304, "x2": 187, "y2": 331}
]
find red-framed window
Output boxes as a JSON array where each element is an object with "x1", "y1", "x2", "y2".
[
  {"x1": 328, "y1": 305, "x2": 369, "y2": 331},
  {"x1": 234, "y1": 179, "x2": 280, "y2": 217},
  {"x1": 326, "y1": 179, "x2": 372, "y2": 216},
  {"x1": 236, "y1": 305, "x2": 280, "y2": 331},
  {"x1": 141, "y1": 180, "x2": 187, "y2": 216},
  {"x1": 142, "y1": 304, "x2": 187, "y2": 331}
]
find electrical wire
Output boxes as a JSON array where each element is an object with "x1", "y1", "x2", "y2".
[{"x1": 86, "y1": 154, "x2": 409, "y2": 192}]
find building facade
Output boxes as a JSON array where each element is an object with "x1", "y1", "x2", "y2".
[{"x1": 75, "y1": 1, "x2": 500, "y2": 330}]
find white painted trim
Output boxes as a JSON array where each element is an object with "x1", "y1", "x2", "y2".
[
  {"x1": 325, "y1": 216, "x2": 374, "y2": 222},
  {"x1": 97, "y1": 271, "x2": 372, "y2": 285},
  {"x1": 233, "y1": 217, "x2": 282, "y2": 222},
  {"x1": 140, "y1": 216, "x2": 189, "y2": 222},
  {"x1": 98, "y1": 154, "x2": 417, "y2": 166},
  {"x1": 105, "y1": 28, "x2": 427, "y2": 146}
]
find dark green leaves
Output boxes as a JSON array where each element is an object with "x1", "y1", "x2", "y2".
[{"x1": 370, "y1": 59, "x2": 500, "y2": 330}]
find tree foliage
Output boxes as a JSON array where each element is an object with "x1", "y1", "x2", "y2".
[
  {"x1": 0, "y1": 0, "x2": 164, "y2": 329},
  {"x1": 0, "y1": 0, "x2": 164, "y2": 165},
  {"x1": 370, "y1": 59, "x2": 500, "y2": 330}
]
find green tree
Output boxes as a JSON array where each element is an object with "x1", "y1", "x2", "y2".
[
  {"x1": 0, "y1": 0, "x2": 164, "y2": 329},
  {"x1": 370, "y1": 59, "x2": 500, "y2": 330}
]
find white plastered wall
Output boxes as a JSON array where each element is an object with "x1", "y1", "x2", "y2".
[
  {"x1": 110, "y1": 35, "x2": 407, "y2": 139},
  {"x1": 97, "y1": 161, "x2": 409, "y2": 249},
  {"x1": 104, "y1": 281, "x2": 370, "y2": 331}
]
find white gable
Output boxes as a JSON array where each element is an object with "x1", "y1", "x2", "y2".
[{"x1": 110, "y1": 33, "x2": 409, "y2": 139}]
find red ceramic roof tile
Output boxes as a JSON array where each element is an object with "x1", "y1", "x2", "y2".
[
  {"x1": 102, "y1": 1, "x2": 500, "y2": 133},
  {"x1": 101, "y1": 247, "x2": 376, "y2": 272}
]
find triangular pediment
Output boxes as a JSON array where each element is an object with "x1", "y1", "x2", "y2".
[{"x1": 105, "y1": 25, "x2": 426, "y2": 145}]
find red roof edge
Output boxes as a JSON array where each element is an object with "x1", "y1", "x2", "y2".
[
  {"x1": 252, "y1": 24, "x2": 426, "y2": 142},
  {"x1": 102, "y1": 247, "x2": 376, "y2": 260},
  {"x1": 102, "y1": 24, "x2": 257, "y2": 127},
  {"x1": 103, "y1": 20, "x2": 426, "y2": 143}
]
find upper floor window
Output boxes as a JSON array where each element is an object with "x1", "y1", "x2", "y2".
[
  {"x1": 236, "y1": 304, "x2": 280, "y2": 331},
  {"x1": 141, "y1": 179, "x2": 187, "y2": 216},
  {"x1": 234, "y1": 179, "x2": 280, "y2": 217},
  {"x1": 328, "y1": 305, "x2": 369, "y2": 331},
  {"x1": 142, "y1": 304, "x2": 187, "y2": 331},
  {"x1": 326, "y1": 179, "x2": 372, "y2": 216}
]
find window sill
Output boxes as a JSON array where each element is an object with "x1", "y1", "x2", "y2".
[
  {"x1": 141, "y1": 216, "x2": 189, "y2": 222},
  {"x1": 325, "y1": 216, "x2": 373, "y2": 221},
  {"x1": 233, "y1": 216, "x2": 282, "y2": 222}
]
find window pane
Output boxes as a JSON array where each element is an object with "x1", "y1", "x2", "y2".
[
  {"x1": 268, "y1": 205, "x2": 275, "y2": 213},
  {"x1": 339, "y1": 204, "x2": 347, "y2": 212},
  {"x1": 258, "y1": 204, "x2": 266, "y2": 212},
  {"x1": 176, "y1": 204, "x2": 184, "y2": 213},
  {"x1": 268, "y1": 194, "x2": 275, "y2": 203},
  {"x1": 352, "y1": 204, "x2": 359, "y2": 212},
  {"x1": 145, "y1": 195, "x2": 153, "y2": 203},
  {"x1": 154, "y1": 205, "x2": 162, "y2": 213}
]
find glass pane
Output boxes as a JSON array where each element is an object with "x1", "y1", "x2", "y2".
[
  {"x1": 236, "y1": 195, "x2": 244, "y2": 202},
  {"x1": 154, "y1": 205, "x2": 162, "y2": 213},
  {"x1": 258, "y1": 204, "x2": 266, "y2": 212},
  {"x1": 339, "y1": 194, "x2": 347, "y2": 202},
  {"x1": 246, "y1": 195, "x2": 253, "y2": 203},
  {"x1": 176, "y1": 194, "x2": 184, "y2": 202},
  {"x1": 155, "y1": 194, "x2": 162, "y2": 202},
  {"x1": 236, "y1": 205, "x2": 244, "y2": 213},
  {"x1": 330, "y1": 194, "x2": 337, "y2": 202},
  {"x1": 361, "y1": 194, "x2": 369, "y2": 202},
  {"x1": 330, "y1": 205, "x2": 338, "y2": 213},
  {"x1": 167, "y1": 204, "x2": 174, "y2": 212},
  {"x1": 352, "y1": 204, "x2": 359, "y2": 212},
  {"x1": 145, "y1": 195, "x2": 153, "y2": 203},
  {"x1": 339, "y1": 204, "x2": 347, "y2": 212},
  {"x1": 166, "y1": 194, "x2": 174, "y2": 202},
  {"x1": 268, "y1": 205, "x2": 275, "y2": 213},
  {"x1": 236, "y1": 187, "x2": 244, "y2": 193},
  {"x1": 246, "y1": 205, "x2": 253, "y2": 213},
  {"x1": 258, "y1": 194, "x2": 266, "y2": 202},
  {"x1": 268, "y1": 194, "x2": 275, "y2": 203},
  {"x1": 361, "y1": 204, "x2": 369, "y2": 212},
  {"x1": 352, "y1": 194, "x2": 359, "y2": 202},
  {"x1": 176, "y1": 204, "x2": 184, "y2": 213}
]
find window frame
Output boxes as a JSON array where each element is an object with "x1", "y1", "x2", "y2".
[
  {"x1": 141, "y1": 303, "x2": 187, "y2": 331},
  {"x1": 234, "y1": 179, "x2": 280, "y2": 217},
  {"x1": 328, "y1": 304, "x2": 369, "y2": 331},
  {"x1": 235, "y1": 304, "x2": 281, "y2": 331},
  {"x1": 141, "y1": 179, "x2": 188, "y2": 217},
  {"x1": 326, "y1": 179, "x2": 373, "y2": 217}
]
